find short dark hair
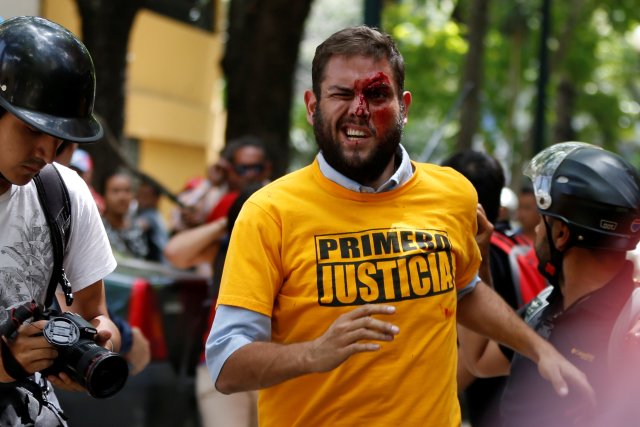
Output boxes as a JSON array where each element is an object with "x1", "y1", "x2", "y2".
[
  {"x1": 311, "y1": 26, "x2": 405, "y2": 100},
  {"x1": 442, "y1": 150, "x2": 506, "y2": 224},
  {"x1": 100, "y1": 168, "x2": 133, "y2": 196},
  {"x1": 222, "y1": 135, "x2": 270, "y2": 164}
]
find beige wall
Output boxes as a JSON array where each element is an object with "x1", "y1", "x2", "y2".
[{"x1": 42, "y1": 0, "x2": 226, "y2": 220}]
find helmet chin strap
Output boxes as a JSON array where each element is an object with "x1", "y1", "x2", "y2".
[{"x1": 538, "y1": 216, "x2": 566, "y2": 287}]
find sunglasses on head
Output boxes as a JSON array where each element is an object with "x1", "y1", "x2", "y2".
[{"x1": 233, "y1": 163, "x2": 265, "y2": 175}]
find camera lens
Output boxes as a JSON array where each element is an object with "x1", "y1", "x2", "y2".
[
  {"x1": 84, "y1": 350, "x2": 129, "y2": 398},
  {"x1": 75, "y1": 344, "x2": 129, "y2": 398}
]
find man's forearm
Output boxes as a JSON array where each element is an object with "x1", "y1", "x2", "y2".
[
  {"x1": 457, "y1": 281, "x2": 548, "y2": 364},
  {"x1": 215, "y1": 340, "x2": 314, "y2": 394},
  {"x1": 214, "y1": 304, "x2": 399, "y2": 394},
  {"x1": 164, "y1": 218, "x2": 227, "y2": 268},
  {"x1": 458, "y1": 280, "x2": 595, "y2": 401}
]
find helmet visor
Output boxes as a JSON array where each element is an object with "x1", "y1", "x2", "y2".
[{"x1": 523, "y1": 142, "x2": 601, "y2": 210}]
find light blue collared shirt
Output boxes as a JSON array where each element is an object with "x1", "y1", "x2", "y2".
[
  {"x1": 317, "y1": 144, "x2": 414, "y2": 193},
  {"x1": 205, "y1": 145, "x2": 479, "y2": 386}
]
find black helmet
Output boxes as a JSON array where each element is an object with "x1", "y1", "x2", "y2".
[
  {"x1": 524, "y1": 142, "x2": 640, "y2": 251},
  {"x1": 0, "y1": 16, "x2": 102, "y2": 143}
]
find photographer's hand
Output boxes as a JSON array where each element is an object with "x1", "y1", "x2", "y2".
[
  {"x1": 126, "y1": 326, "x2": 151, "y2": 375},
  {"x1": 2, "y1": 320, "x2": 57, "y2": 379},
  {"x1": 47, "y1": 370, "x2": 85, "y2": 392}
]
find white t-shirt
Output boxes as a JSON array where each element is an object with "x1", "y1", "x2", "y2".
[{"x1": 0, "y1": 163, "x2": 116, "y2": 325}]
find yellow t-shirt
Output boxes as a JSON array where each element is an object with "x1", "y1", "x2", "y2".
[{"x1": 218, "y1": 160, "x2": 480, "y2": 427}]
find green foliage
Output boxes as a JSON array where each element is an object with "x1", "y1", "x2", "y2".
[
  {"x1": 383, "y1": 1, "x2": 467, "y2": 159},
  {"x1": 390, "y1": 0, "x2": 640, "y2": 168}
]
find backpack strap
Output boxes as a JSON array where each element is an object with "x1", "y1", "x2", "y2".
[{"x1": 33, "y1": 164, "x2": 73, "y2": 307}]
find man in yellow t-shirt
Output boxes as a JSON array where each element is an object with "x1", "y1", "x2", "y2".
[{"x1": 205, "y1": 26, "x2": 594, "y2": 427}]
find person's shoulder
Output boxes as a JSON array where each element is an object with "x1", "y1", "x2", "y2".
[
  {"x1": 53, "y1": 162, "x2": 86, "y2": 186},
  {"x1": 52, "y1": 162, "x2": 95, "y2": 204}
]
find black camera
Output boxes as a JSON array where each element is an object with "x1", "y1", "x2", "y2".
[{"x1": 38, "y1": 311, "x2": 129, "y2": 398}]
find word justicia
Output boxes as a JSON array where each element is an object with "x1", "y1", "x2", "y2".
[{"x1": 315, "y1": 228, "x2": 455, "y2": 306}]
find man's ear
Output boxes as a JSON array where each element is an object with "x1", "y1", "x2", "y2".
[
  {"x1": 554, "y1": 221, "x2": 571, "y2": 251},
  {"x1": 304, "y1": 90, "x2": 317, "y2": 126},
  {"x1": 401, "y1": 91, "x2": 412, "y2": 125}
]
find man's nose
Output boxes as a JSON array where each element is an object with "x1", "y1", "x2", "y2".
[{"x1": 349, "y1": 93, "x2": 370, "y2": 118}]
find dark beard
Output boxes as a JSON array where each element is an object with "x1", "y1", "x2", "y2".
[{"x1": 314, "y1": 107, "x2": 404, "y2": 186}]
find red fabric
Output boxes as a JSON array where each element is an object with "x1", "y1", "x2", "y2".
[
  {"x1": 518, "y1": 248, "x2": 547, "y2": 303},
  {"x1": 128, "y1": 278, "x2": 167, "y2": 360},
  {"x1": 200, "y1": 191, "x2": 240, "y2": 362},
  {"x1": 205, "y1": 191, "x2": 239, "y2": 223},
  {"x1": 490, "y1": 232, "x2": 547, "y2": 306},
  {"x1": 182, "y1": 176, "x2": 205, "y2": 192}
]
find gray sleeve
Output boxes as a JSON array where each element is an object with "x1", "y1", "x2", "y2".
[
  {"x1": 204, "y1": 304, "x2": 271, "y2": 386},
  {"x1": 457, "y1": 274, "x2": 480, "y2": 300}
]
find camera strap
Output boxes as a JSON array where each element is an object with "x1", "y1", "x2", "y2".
[{"x1": 33, "y1": 164, "x2": 73, "y2": 308}]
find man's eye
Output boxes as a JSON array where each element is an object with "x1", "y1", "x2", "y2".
[
  {"x1": 330, "y1": 92, "x2": 352, "y2": 99},
  {"x1": 26, "y1": 126, "x2": 47, "y2": 137},
  {"x1": 365, "y1": 88, "x2": 390, "y2": 101}
]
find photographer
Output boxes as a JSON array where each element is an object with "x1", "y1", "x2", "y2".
[{"x1": 0, "y1": 16, "x2": 120, "y2": 426}]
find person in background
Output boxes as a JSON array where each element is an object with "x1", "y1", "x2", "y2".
[
  {"x1": 171, "y1": 160, "x2": 228, "y2": 235},
  {"x1": 515, "y1": 184, "x2": 540, "y2": 244},
  {"x1": 459, "y1": 142, "x2": 640, "y2": 427},
  {"x1": 101, "y1": 170, "x2": 161, "y2": 263},
  {"x1": 135, "y1": 180, "x2": 169, "y2": 264},
  {"x1": 203, "y1": 136, "x2": 272, "y2": 225},
  {"x1": 204, "y1": 26, "x2": 593, "y2": 427},
  {"x1": 165, "y1": 136, "x2": 272, "y2": 275},
  {"x1": 69, "y1": 147, "x2": 106, "y2": 215},
  {"x1": 0, "y1": 16, "x2": 120, "y2": 425}
]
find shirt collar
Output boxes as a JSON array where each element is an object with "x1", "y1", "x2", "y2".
[{"x1": 316, "y1": 144, "x2": 414, "y2": 193}]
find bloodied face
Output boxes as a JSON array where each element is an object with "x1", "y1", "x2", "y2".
[{"x1": 305, "y1": 55, "x2": 412, "y2": 188}]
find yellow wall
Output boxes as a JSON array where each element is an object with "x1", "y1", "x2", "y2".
[{"x1": 42, "y1": 0, "x2": 226, "y2": 221}]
